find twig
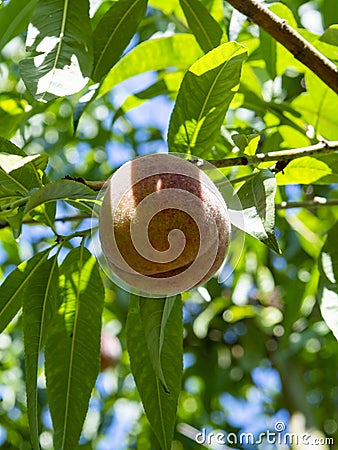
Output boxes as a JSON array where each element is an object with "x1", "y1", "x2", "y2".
[
  {"x1": 226, "y1": 0, "x2": 338, "y2": 94},
  {"x1": 202, "y1": 140, "x2": 338, "y2": 169},
  {"x1": 276, "y1": 197, "x2": 338, "y2": 210}
]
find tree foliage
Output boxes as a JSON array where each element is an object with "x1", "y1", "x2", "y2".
[{"x1": 0, "y1": 0, "x2": 338, "y2": 448}]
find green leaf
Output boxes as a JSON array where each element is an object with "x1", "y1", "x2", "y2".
[
  {"x1": 97, "y1": 34, "x2": 203, "y2": 99},
  {"x1": 259, "y1": 30, "x2": 277, "y2": 79},
  {"x1": 276, "y1": 155, "x2": 338, "y2": 185},
  {"x1": 179, "y1": 0, "x2": 223, "y2": 53},
  {"x1": 24, "y1": 180, "x2": 97, "y2": 216},
  {"x1": 113, "y1": 71, "x2": 183, "y2": 123},
  {"x1": 292, "y1": 71, "x2": 338, "y2": 140},
  {"x1": 318, "y1": 221, "x2": 338, "y2": 340},
  {"x1": 232, "y1": 133, "x2": 260, "y2": 156},
  {"x1": 19, "y1": 0, "x2": 93, "y2": 102},
  {"x1": 92, "y1": 0, "x2": 148, "y2": 82},
  {"x1": 167, "y1": 42, "x2": 247, "y2": 157},
  {"x1": 140, "y1": 296, "x2": 176, "y2": 392},
  {"x1": 23, "y1": 254, "x2": 59, "y2": 450},
  {"x1": 126, "y1": 295, "x2": 183, "y2": 450},
  {"x1": 0, "y1": 248, "x2": 51, "y2": 333},
  {"x1": 0, "y1": 0, "x2": 38, "y2": 52},
  {"x1": 229, "y1": 169, "x2": 280, "y2": 253},
  {"x1": 45, "y1": 245, "x2": 104, "y2": 450}
]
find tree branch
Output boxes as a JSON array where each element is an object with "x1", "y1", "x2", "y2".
[
  {"x1": 276, "y1": 197, "x2": 338, "y2": 210},
  {"x1": 201, "y1": 140, "x2": 338, "y2": 169},
  {"x1": 226, "y1": 0, "x2": 338, "y2": 94}
]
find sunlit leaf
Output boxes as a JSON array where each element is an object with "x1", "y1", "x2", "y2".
[
  {"x1": 23, "y1": 254, "x2": 59, "y2": 450},
  {"x1": 179, "y1": 0, "x2": 223, "y2": 53},
  {"x1": 19, "y1": 0, "x2": 93, "y2": 102},
  {"x1": 97, "y1": 34, "x2": 203, "y2": 98},
  {"x1": 0, "y1": 248, "x2": 51, "y2": 333},
  {"x1": 126, "y1": 295, "x2": 183, "y2": 450},
  {"x1": 167, "y1": 42, "x2": 247, "y2": 157},
  {"x1": 24, "y1": 180, "x2": 97, "y2": 216},
  {"x1": 229, "y1": 169, "x2": 280, "y2": 253},
  {"x1": 276, "y1": 155, "x2": 338, "y2": 185},
  {"x1": 92, "y1": 0, "x2": 148, "y2": 81},
  {"x1": 318, "y1": 221, "x2": 338, "y2": 340},
  {"x1": 45, "y1": 245, "x2": 104, "y2": 450},
  {"x1": 232, "y1": 133, "x2": 260, "y2": 156}
]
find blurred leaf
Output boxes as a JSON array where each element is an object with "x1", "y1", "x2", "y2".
[
  {"x1": 322, "y1": 0, "x2": 338, "y2": 28},
  {"x1": 229, "y1": 169, "x2": 280, "y2": 253},
  {"x1": 19, "y1": 0, "x2": 93, "y2": 102},
  {"x1": 292, "y1": 71, "x2": 338, "y2": 139},
  {"x1": 24, "y1": 180, "x2": 97, "y2": 216},
  {"x1": 0, "y1": 248, "x2": 51, "y2": 333},
  {"x1": 126, "y1": 295, "x2": 183, "y2": 450},
  {"x1": 318, "y1": 221, "x2": 338, "y2": 340},
  {"x1": 23, "y1": 254, "x2": 59, "y2": 450},
  {"x1": 45, "y1": 245, "x2": 104, "y2": 450},
  {"x1": 179, "y1": 0, "x2": 223, "y2": 53},
  {"x1": 140, "y1": 296, "x2": 176, "y2": 392},
  {"x1": 98, "y1": 34, "x2": 203, "y2": 98},
  {"x1": 92, "y1": 0, "x2": 148, "y2": 81},
  {"x1": 0, "y1": 0, "x2": 38, "y2": 51},
  {"x1": 320, "y1": 25, "x2": 338, "y2": 47},
  {"x1": 259, "y1": 30, "x2": 276, "y2": 79},
  {"x1": 167, "y1": 42, "x2": 247, "y2": 157}
]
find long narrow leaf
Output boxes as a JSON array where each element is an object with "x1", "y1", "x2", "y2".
[
  {"x1": 23, "y1": 254, "x2": 59, "y2": 450},
  {"x1": 127, "y1": 295, "x2": 183, "y2": 450},
  {"x1": 167, "y1": 42, "x2": 247, "y2": 157},
  {"x1": 0, "y1": 248, "x2": 51, "y2": 333},
  {"x1": 179, "y1": 0, "x2": 223, "y2": 53},
  {"x1": 97, "y1": 34, "x2": 203, "y2": 98},
  {"x1": 92, "y1": 0, "x2": 148, "y2": 81},
  {"x1": 318, "y1": 221, "x2": 338, "y2": 340},
  {"x1": 19, "y1": 0, "x2": 93, "y2": 102},
  {"x1": 45, "y1": 245, "x2": 104, "y2": 450},
  {"x1": 140, "y1": 296, "x2": 176, "y2": 392},
  {"x1": 24, "y1": 180, "x2": 97, "y2": 216}
]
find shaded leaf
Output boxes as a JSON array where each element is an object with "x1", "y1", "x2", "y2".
[
  {"x1": 0, "y1": 248, "x2": 51, "y2": 333},
  {"x1": 140, "y1": 296, "x2": 176, "y2": 392},
  {"x1": 229, "y1": 169, "x2": 280, "y2": 253},
  {"x1": 19, "y1": 0, "x2": 93, "y2": 102},
  {"x1": 179, "y1": 0, "x2": 223, "y2": 53},
  {"x1": 97, "y1": 34, "x2": 203, "y2": 99},
  {"x1": 167, "y1": 42, "x2": 247, "y2": 157},
  {"x1": 92, "y1": 0, "x2": 148, "y2": 81},
  {"x1": 45, "y1": 245, "x2": 104, "y2": 450},
  {"x1": 292, "y1": 71, "x2": 338, "y2": 139},
  {"x1": 318, "y1": 221, "x2": 338, "y2": 340},
  {"x1": 23, "y1": 254, "x2": 59, "y2": 450},
  {"x1": 126, "y1": 295, "x2": 183, "y2": 450},
  {"x1": 24, "y1": 180, "x2": 98, "y2": 216},
  {"x1": 0, "y1": 0, "x2": 38, "y2": 52}
]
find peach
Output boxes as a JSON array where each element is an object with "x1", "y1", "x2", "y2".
[{"x1": 99, "y1": 153, "x2": 230, "y2": 296}]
